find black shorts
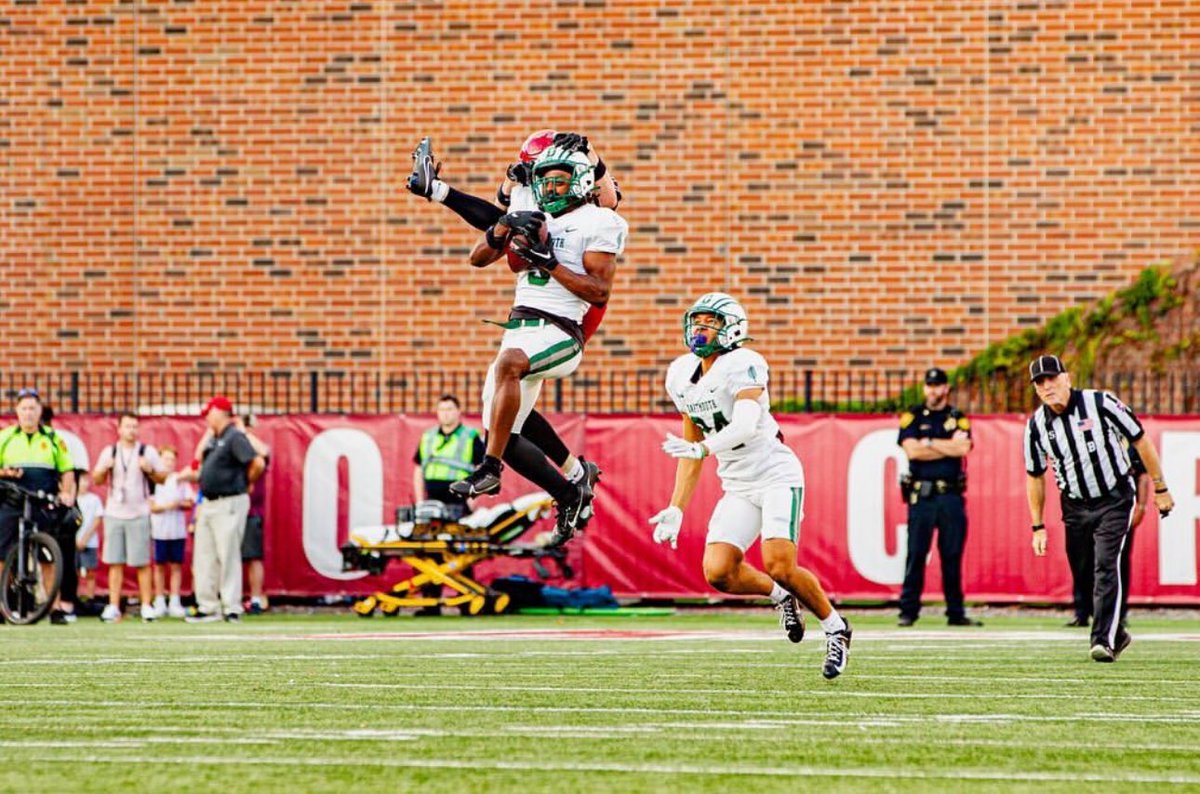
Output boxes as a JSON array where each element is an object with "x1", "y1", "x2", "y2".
[{"x1": 241, "y1": 514, "x2": 264, "y2": 561}]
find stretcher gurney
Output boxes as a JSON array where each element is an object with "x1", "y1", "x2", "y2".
[{"x1": 340, "y1": 492, "x2": 572, "y2": 616}]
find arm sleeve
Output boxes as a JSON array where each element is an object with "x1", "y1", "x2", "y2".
[
  {"x1": 701, "y1": 398, "x2": 762, "y2": 456},
  {"x1": 1100, "y1": 391, "x2": 1144, "y2": 441},
  {"x1": 897, "y1": 412, "x2": 918, "y2": 444},
  {"x1": 1024, "y1": 419, "x2": 1046, "y2": 476},
  {"x1": 471, "y1": 433, "x2": 486, "y2": 465}
]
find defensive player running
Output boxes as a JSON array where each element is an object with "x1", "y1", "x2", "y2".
[
  {"x1": 649, "y1": 293, "x2": 852, "y2": 680},
  {"x1": 454, "y1": 144, "x2": 628, "y2": 546},
  {"x1": 407, "y1": 131, "x2": 609, "y2": 517}
]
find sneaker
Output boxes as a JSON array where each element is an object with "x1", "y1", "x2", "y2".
[
  {"x1": 406, "y1": 137, "x2": 440, "y2": 200},
  {"x1": 185, "y1": 611, "x2": 222, "y2": 624},
  {"x1": 449, "y1": 462, "x2": 502, "y2": 498},
  {"x1": 247, "y1": 598, "x2": 265, "y2": 616},
  {"x1": 166, "y1": 602, "x2": 188, "y2": 619},
  {"x1": 1065, "y1": 616, "x2": 1089, "y2": 627},
  {"x1": 141, "y1": 604, "x2": 158, "y2": 623},
  {"x1": 224, "y1": 613, "x2": 241, "y2": 623},
  {"x1": 1113, "y1": 629, "x2": 1132, "y2": 660},
  {"x1": 100, "y1": 604, "x2": 122, "y2": 623},
  {"x1": 576, "y1": 458, "x2": 602, "y2": 524},
  {"x1": 897, "y1": 615, "x2": 917, "y2": 627},
  {"x1": 49, "y1": 609, "x2": 70, "y2": 625},
  {"x1": 547, "y1": 481, "x2": 591, "y2": 547},
  {"x1": 1090, "y1": 643, "x2": 1115, "y2": 663},
  {"x1": 152, "y1": 596, "x2": 167, "y2": 617},
  {"x1": 822, "y1": 619, "x2": 853, "y2": 680},
  {"x1": 947, "y1": 616, "x2": 983, "y2": 627},
  {"x1": 775, "y1": 597, "x2": 806, "y2": 644}
]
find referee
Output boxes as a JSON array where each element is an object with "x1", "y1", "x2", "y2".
[{"x1": 1023, "y1": 355, "x2": 1175, "y2": 662}]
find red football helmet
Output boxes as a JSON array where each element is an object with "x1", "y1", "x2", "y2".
[{"x1": 519, "y1": 129, "x2": 557, "y2": 164}]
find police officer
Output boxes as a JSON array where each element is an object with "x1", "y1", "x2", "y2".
[
  {"x1": 411, "y1": 394, "x2": 485, "y2": 516},
  {"x1": 897, "y1": 368, "x2": 980, "y2": 627},
  {"x1": 0, "y1": 388, "x2": 77, "y2": 623},
  {"x1": 1024, "y1": 355, "x2": 1173, "y2": 662}
]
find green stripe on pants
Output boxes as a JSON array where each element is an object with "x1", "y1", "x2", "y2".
[
  {"x1": 788, "y1": 486, "x2": 803, "y2": 542},
  {"x1": 528, "y1": 340, "x2": 580, "y2": 375}
]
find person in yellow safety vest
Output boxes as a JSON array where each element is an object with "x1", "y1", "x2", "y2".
[
  {"x1": 410, "y1": 394, "x2": 485, "y2": 616},
  {"x1": 411, "y1": 394, "x2": 485, "y2": 511},
  {"x1": 0, "y1": 388, "x2": 77, "y2": 623}
]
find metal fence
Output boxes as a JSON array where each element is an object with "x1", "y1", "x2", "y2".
[{"x1": 2, "y1": 369, "x2": 1197, "y2": 416}]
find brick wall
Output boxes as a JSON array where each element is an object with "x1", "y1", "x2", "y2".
[{"x1": 2, "y1": 1, "x2": 1197, "y2": 393}]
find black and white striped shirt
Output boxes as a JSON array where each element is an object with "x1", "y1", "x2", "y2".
[{"x1": 1023, "y1": 389, "x2": 1144, "y2": 500}]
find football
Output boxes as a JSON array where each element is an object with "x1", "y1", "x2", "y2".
[{"x1": 505, "y1": 220, "x2": 550, "y2": 273}]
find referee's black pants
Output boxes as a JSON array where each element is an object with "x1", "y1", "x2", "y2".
[
  {"x1": 899, "y1": 492, "x2": 967, "y2": 621},
  {"x1": 1061, "y1": 480, "x2": 1135, "y2": 650}
]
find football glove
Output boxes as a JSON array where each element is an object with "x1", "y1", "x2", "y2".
[
  {"x1": 552, "y1": 132, "x2": 589, "y2": 154},
  {"x1": 506, "y1": 161, "x2": 532, "y2": 186},
  {"x1": 509, "y1": 231, "x2": 558, "y2": 272},
  {"x1": 662, "y1": 433, "x2": 708, "y2": 460},
  {"x1": 648, "y1": 505, "x2": 683, "y2": 549},
  {"x1": 499, "y1": 210, "x2": 546, "y2": 240}
]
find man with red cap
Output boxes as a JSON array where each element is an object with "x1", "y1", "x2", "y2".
[{"x1": 182, "y1": 396, "x2": 266, "y2": 622}]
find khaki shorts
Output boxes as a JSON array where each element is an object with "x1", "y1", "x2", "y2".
[{"x1": 102, "y1": 515, "x2": 152, "y2": 567}]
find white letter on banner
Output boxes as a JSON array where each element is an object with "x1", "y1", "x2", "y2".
[
  {"x1": 847, "y1": 428, "x2": 908, "y2": 585},
  {"x1": 302, "y1": 428, "x2": 382, "y2": 581},
  {"x1": 1158, "y1": 432, "x2": 1198, "y2": 586}
]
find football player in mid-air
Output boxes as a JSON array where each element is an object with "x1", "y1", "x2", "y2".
[
  {"x1": 452, "y1": 144, "x2": 628, "y2": 546},
  {"x1": 649, "y1": 293, "x2": 852, "y2": 679},
  {"x1": 406, "y1": 131, "x2": 615, "y2": 522}
]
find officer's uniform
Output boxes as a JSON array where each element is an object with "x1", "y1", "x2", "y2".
[
  {"x1": 897, "y1": 376, "x2": 972, "y2": 624},
  {"x1": 412, "y1": 423, "x2": 485, "y2": 518},
  {"x1": 0, "y1": 423, "x2": 75, "y2": 592}
]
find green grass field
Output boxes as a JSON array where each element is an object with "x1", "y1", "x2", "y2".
[{"x1": 1, "y1": 611, "x2": 1198, "y2": 793}]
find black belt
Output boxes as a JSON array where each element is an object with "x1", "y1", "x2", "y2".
[
  {"x1": 913, "y1": 479, "x2": 963, "y2": 496},
  {"x1": 205, "y1": 491, "x2": 246, "y2": 500}
]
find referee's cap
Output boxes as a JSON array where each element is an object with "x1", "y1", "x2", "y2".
[{"x1": 1029, "y1": 354, "x2": 1066, "y2": 382}]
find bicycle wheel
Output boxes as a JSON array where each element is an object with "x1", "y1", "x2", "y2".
[{"x1": 0, "y1": 531, "x2": 62, "y2": 625}]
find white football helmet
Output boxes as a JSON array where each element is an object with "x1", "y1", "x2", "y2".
[
  {"x1": 683, "y1": 292, "x2": 750, "y2": 356},
  {"x1": 532, "y1": 145, "x2": 595, "y2": 214}
]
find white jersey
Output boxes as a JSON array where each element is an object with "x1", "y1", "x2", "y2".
[
  {"x1": 665, "y1": 347, "x2": 804, "y2": 494},
  {"x1": 509, "y1": 184, "x2": 537, "y2": 212},
  {"x1": 511, "y1": 203, "x2": 627, "y2": 323}
]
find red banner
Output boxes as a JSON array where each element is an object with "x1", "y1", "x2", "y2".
[{"x1": 50, "y1": 413, "x2": 1200, "y2": 604}]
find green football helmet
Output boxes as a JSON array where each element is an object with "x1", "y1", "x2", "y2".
[
  {"x1": 532, "y1": 145, "x2": 595, "y2": 215},
  {"x1": 682, "y1": 292, "x2": 750, "y2": 357}
]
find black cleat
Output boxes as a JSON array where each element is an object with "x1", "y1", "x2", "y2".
[
  {"x1": 775, "y1": 597, "x2": 805, "y2": 644},
  {"x1": 450, "y1": 463, "x2": 502, "y2": 498},
  {"x1": 822, "y1": 619, "x2": 852, "y2": 680},
  {"x1": 574, "y1": 458, "x2": 601, "y2": 528},
  {"x1": 1065, "y1": 616, "x2": 1089, "y2": 628},
  {"x1": 947, "y1": 616, "x2": 983, "y2": 627},
  {"x1": 1090, "y1": 643, "x2": 1115, "y2": 663},
  {"x1": 547, "y1": 480, "x2": 591, "y2": 547},
  {"x1": 897, "y1": 615, "x2": 917, "y2": 627},
  {"x1": 406, "y1": 137, "x2": 440, "y2": 199},
  {"x1": 1113, "y1": 629, "x2": 1132, "y2": 660}
]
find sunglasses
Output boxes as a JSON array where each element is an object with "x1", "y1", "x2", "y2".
[{"x1": 15, "y1": 388, "x2": 40, "y2": 400}]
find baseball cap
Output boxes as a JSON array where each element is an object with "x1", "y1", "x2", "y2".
[
  {"x1": 201, "y1": 395, "x2": 234, "y2": 417},
  {"x1": 923, "y1": 367, "x2": 948, "y2": 385},
  {"x1": 1029, "y1": 355, "x2": 1066, "y2": 383}
]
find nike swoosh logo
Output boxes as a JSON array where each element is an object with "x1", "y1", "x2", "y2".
[
  {"x1": 562, "y1": 227, "x2": 578, "y2": 234},
  {"x1": 526, "y1": 249, "x2": 553, "y2": 262}
]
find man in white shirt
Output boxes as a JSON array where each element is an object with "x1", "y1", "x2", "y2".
[{"x1": 92, "y1": 413, "x2": 166, "y2": 623}]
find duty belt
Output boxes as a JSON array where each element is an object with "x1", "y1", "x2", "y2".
[{"x1": 913, "y1": 479, "x2": 964, "y2": 497}]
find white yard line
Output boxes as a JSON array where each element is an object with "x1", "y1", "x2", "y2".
[{"x1": 17, "y1": 753, "x2": 1200, "y2": 784}]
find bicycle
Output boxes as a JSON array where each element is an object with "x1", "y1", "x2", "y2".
[{"x1": 0, "y1": 478, "x2": 73, "y2": 625}]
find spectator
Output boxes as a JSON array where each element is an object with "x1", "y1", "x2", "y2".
[
  {"x1": 74, "y1": 469, "x2": 104, "y2": 614},
  {"x1": 91, "y1": 412, "x2": 166, "y2": 623},
  {"x1": 238, "y1": 414, "x2": 271, "y2": 614},
  {"x1": 182, "y1": 396, "x2": 265, "y2": 623},
  {"x1": 149, "y1": 446, "x2": 194, "y2": 619}
]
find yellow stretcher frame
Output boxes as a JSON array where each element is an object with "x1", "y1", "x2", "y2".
[{"x1": 340, "y1": 495, "x2": 569, "y2": 617}]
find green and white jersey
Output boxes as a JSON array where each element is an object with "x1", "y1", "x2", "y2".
[
  {"x1": 664, "y1": 347, "x2": 804, "y2": 494},
  {"x1": 512, "y1": 203, "x2": 627, "y2": 323}
]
